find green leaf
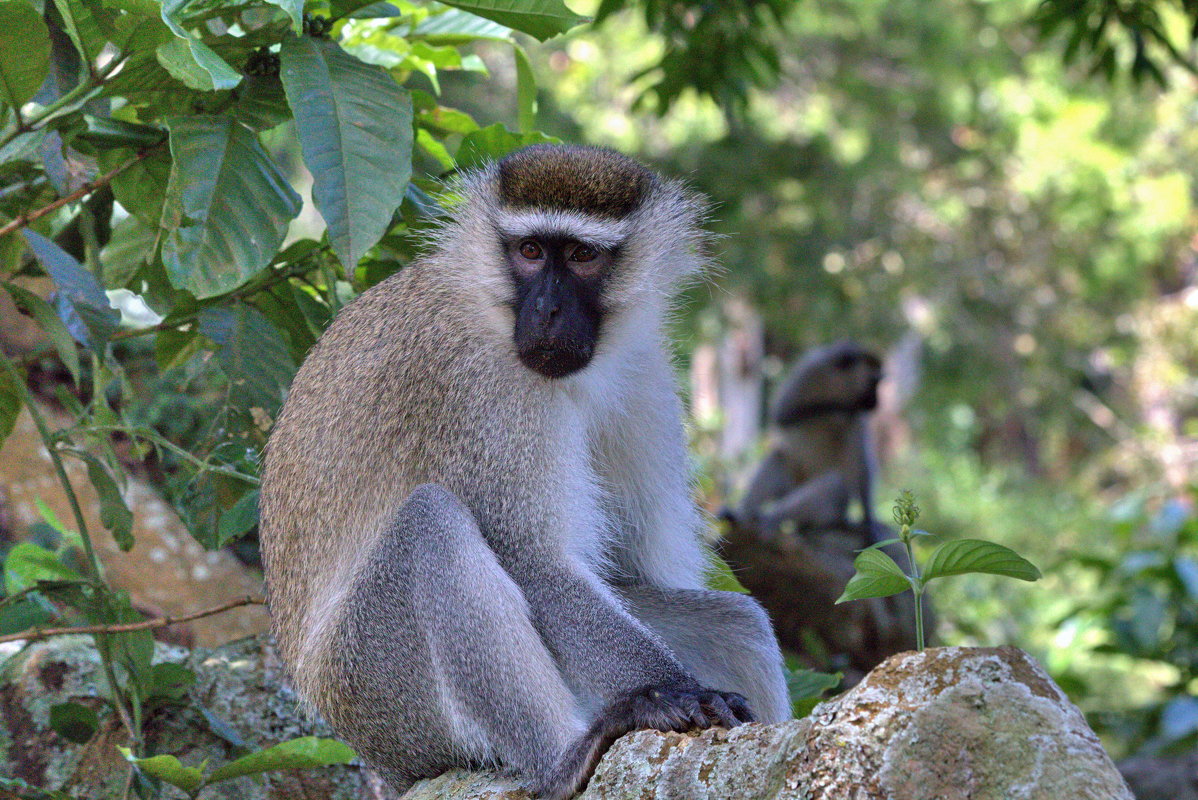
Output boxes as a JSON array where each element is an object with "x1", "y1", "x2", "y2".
[
  {"x1": 22, "y1": 230, "x2": 120, "y2": 354},
  {"x1": 197, "y1": 304, "x2": 295, "y2": 414},
  {"x1": 234, "y1": 75, "x2": 292, "y2": 131},
  {"x1": 0, "y1": 365, "x2": 19, "y2": 446},
  {"x1": 436, "y1": 0, "x2": 585, "y2": 42},
  {"x1": 160, "y1": 115, "x2": 301, "y2": 298},
  {"x1": 217, "y1": 488, "x2": 259, "y2": 546},
  {"x1": 705, "y1": 551, "x2": 748, "y2": 594},
  {"x1": 0, "y1": 777, "x2": 75, "y2": 800},
  {"x1": 786, "y1": 667, "x2": 840, "y2": 717},
  {"x1": 411, "y1": 8, "x2": 512, "y2": 44},
  {"x1": 51, "y1": 0, "x2": 113, "y2": 68},
  {"x1": 922, "y1": 539, "x2": 1042, "y2": 583},
  {"x1": 264, "y1": 0, "x2": 303, "y2": 32},
  {"x1": 147, "y1": 662, "x2": 196, "y2": 700},
  {"x1": 49, "y1": 702, "x2": 99, "y2": 744},
  {"x1": 206, "y1": 736, "x2": 356, "y2": 784},
  {"x1": 835, "y1": 548, "x2": 911, "y2": 603},
  {"x1": 2, "y1": 284, "x2": 82, "y2": 385},
  {"x1": 455, "y1": 123, "x2": 559, "y2": 171},
  {"x1": 158, "y1": 0, "x2": 241, "y2": 89},
  {"x1": 279, "y1": 35, "x2": 413, "y2": 270},
  {"x1": 98, "y1": 214, "x2": 159, "y2": 288},
  {"x1": 156, "y1": 38, "x2": 228, "y2": 91},
  {"x1": 0, "y1": 2, "x2": 51, "y2": 109},
  {"x1": 120, "y1": 749, "x2": 205, "y2": 794},
  {"x1": 76, "y1": 453, "x2": 134, "y2": 551},
  {"x1": 4, "y1": 543, "x2": 84, "y2": 595},
  {"x1": 513, "y1": 45, "x2": 536, "y2": 132},
  {"x1": 76, "y1": 116, "x2": 166, "y2": 149},
  {"x1": 100, "y1": 146, "x2": 172, "y2": 227}
]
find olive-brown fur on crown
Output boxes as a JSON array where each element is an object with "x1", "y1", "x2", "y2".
[{"x1": 498, "y1": 144, "x2": 654, "y2": 218}]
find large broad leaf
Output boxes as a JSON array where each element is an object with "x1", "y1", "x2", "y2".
[
  {"x1": 22, "y1": 230, "x2": 120, "y2": 354},
  {"x1": 160, "y1": 115, "x2": 301, "y2": 299},
  {"x1": 279, "y1": 35, "x2": 413, "y2": 271},
  {"x1": 158, "y1": 0, "x2": 241, "y2": 89},
  {"x1": 206, "y1": 737, "x2": 356, "y2": 783},
  {"x1": 835, "y1": 547, "x2": 911, "y2": 603},
  {"x1": 51, "y1": 0, "x2": 114, "y2": 67},
  {"x1": 49, "y1": 702, "x2": 99, "y2": 744},
  {"x1": 411, "y1": 8, "x2": 512, "y2": 44},
  {"x1": 1, "y1": 284, "x2": 82, "y2": 385},
  {"x1": 437, "y1": 0, "x2": 585, "y2": 42},
  {"x1": 0, "y1": 2, "x2": 51, "y2": 109},
  {"x1": 455, "y1": 123, "x2": 559, "y2": 171},
  {"x1": 704, "y1": 551, "x2": 748, "y2": 594},
  {"x1": 922, "y1": 539, "x2": 1042, "y2": 583},
  {"x1": 197, "y1": 304, "x2": 295, "y2": 415}
]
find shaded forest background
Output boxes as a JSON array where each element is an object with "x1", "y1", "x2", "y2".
[{"x1": 1, "y1": 0, "x2": 1196, "y2": 779}]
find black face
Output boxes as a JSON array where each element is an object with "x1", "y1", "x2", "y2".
[
  {"x1": 506, "y1": 233, "x2": 613, "y2": 379},
  {"x1": 834, "y1": 349, "x2": 883, "y2": 411}
]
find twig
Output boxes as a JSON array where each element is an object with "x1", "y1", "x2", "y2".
[
  {"x1": 0, "y1": 596, "x2": 264, "y2": 645},
  {"x1": 0, "y1": 146, "x2": 163, "y2": 239}
]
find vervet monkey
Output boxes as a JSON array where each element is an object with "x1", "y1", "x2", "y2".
[
  {"x1": 727, "y1": 340, "x2": 883, "y2": 540},
  {"x1": 260, "y1": 145, "x2": 790, "y2": 800}
]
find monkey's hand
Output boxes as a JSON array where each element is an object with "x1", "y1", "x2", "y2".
[
  {"x1": 532, "y1": 680, "x2": 754, "y2": 800},
  {"x1": 609, "y1": 679, "x2": 755, "y2": 732}
]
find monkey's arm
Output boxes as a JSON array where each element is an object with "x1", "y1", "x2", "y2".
[
  {"x1": 734, "y1": 449, "x2": 798, "y2": 524},
  {"x1": 762, "y1": 470, "x2": 849, "y2": 532}
]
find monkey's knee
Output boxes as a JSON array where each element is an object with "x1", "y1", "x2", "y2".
[{"x1": 697, "y1": 591, "x2": 792, "y2": 724}]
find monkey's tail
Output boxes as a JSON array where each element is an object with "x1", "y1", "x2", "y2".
[{"x1": 528, "y1": 709, "x2": 638, "y2": 800}]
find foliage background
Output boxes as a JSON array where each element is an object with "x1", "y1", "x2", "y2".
[{"x1": 2, "y1": 0, "x2": 1198, "y2": 790}]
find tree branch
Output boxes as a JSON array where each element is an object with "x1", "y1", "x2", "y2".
[
  {"x1": 0, "y1": 596, "x2": 265, "y2": 645},
  {"x1": 0, "y1": 146, "x2": 162, "y2": 239}
]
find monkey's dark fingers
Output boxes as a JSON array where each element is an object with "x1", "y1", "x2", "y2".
[
  {"x1": 698, "y1": 691, "x2": 742, "y2": 729},
  {"x1": 723, "y1": 691, "x2": 756, "y2": 724}
]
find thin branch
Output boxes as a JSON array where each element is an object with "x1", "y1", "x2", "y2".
[
  {"x1": 0, "y1": 596, "x2": 264, "y2": 645},
  {"x1": 0, "y1": 146, "x2": 163, "y2": 239}
]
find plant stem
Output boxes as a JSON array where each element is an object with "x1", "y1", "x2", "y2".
[
  {"x1": 0, "y1": 355, "x2": 105, "y2": 582},
  {"x1": 0, "y1": 354, "x2": 143, "y2": 747},
  {"x1": 0, "y1": 596, "x2": 264, "y2": 644},
  {"x1": 0, "y1": 146, "x2": 163, "y2": 239},
  {"x1": 901, "y1": 524, "x2": 925, "y2": 651},
  {"x1": 75, "y1": 426, "x2": 260, "y2": 484}
]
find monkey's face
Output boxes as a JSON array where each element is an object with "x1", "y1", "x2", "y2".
[
  {"x1": 506, "y1": 233, "x2": 613, "y2": 379},
  {"x1": 833, "y1": 349, "x2": 883, "y2": 410}
]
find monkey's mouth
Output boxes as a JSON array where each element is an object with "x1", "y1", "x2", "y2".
[
  {"x1": 860, "y1": 382, "x2": 880, "y2": 411},
  {"x1": 518, "y1": 340, "x2": 594, "y2": 379}
]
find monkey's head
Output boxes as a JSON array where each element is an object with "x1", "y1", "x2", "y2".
[
  {"x1": 774, "y1": 340, "x2": 883, "y2": 424},
  {"x1": 444, "y1": 145, "x2": 710, "y2": 380}
]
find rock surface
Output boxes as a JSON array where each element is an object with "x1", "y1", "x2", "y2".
[
  {"x1": 2, "y1": 637, "x2": 1132, "y2": 800},
  {"x1": 0, "y1": 635, "x2": 381, "y2": 799},
  {"x1": 0, "y1": 405, "x2": 269, "y2": 646}
]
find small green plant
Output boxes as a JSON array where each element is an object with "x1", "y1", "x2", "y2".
[
  {"x1": 119, "y1": 737, "x2": 355, "y2": 799},
  {"x1": 836, "y1": 491, "x2": 1042, "y2": 650}
]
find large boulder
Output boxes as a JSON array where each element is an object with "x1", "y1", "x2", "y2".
[{"x1": 1, "y1": 638, "x2": 1132, "y2": 800}]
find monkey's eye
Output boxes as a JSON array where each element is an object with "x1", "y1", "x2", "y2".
[
  {"x1": 519, "y1": 240, "x2": 544, "y2": 260},
  {"x1": 571, "y1": 244, "x2": 599, "y2": 263}
]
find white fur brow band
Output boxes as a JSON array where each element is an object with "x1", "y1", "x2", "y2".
[{"x1": 496, "y1": 209, "x2": 630, "y2": 249}]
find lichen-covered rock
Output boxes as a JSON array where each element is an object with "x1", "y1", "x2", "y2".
[
  {"x1": 401, "y1": 646, "x2": 1132, "y2": 800},
  {"x1": 0, "y1": 635, "x2": 380, "y2": 799},
  {"x1": 798, "y1": 646, "x2": 1134, "y2": 800},
  {"x1": 3, "y1": 639, "x2": 1131, "y2": 800}
]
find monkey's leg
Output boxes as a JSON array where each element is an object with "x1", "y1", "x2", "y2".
[
  {"x1": 617, "y1": 584, "x2": 793, "y2": 723},
  {"x1": 324, "y1": 484, "x2": 583, "y2": 794},
  {"x1": 762, "y1": 470, "x2": 849, "y2": 532}
]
